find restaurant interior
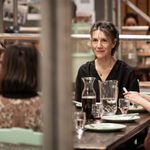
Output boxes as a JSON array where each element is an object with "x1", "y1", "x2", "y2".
[{"x1": 0, "y1": 0, "x2": 150, "y2": 150}]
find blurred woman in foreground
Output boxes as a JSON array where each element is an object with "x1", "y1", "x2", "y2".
[{"x1": 0, "y1": 44, "x2": 42, "y2": 131}]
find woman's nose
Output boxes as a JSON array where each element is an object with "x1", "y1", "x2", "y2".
[{"x1": 97, "y1": 40, "x2": 102, "y2": 47}]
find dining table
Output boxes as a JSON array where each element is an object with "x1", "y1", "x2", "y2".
[{"x1": 74, "y1": 113, "x2": 150, "y2": 150}]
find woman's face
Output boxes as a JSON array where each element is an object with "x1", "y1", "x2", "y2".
[
  {"x1": 91, "y1": 30, "x2": 115, "y2": 59},
  {"x1": 125, "y1": 17, "x2": 137, "y2": 26}
]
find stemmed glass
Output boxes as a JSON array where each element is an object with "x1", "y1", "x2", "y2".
[
  {"x1": 74, "y1": 111, "x2": 86, "y2": 139},
  {"x1": 92, "y1": 103, "x2": 103, "y2": 123},
  {"x1": 119, "y1": 98, "x2": 130, "y2": 115}
]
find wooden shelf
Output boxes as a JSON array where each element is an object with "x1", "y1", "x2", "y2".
[
  {"x1": 20, "y1": 27, "x2": 41, "y2": 33},
  {"x1": 133, "y1": 64, "x2": 150, "y2": 69},
  {"x1": 138, "y1": 52, "x2": 150, "y2": 57},
  {"x1": 140, "y1": 81, "x2": 150, "y2": 88},
  {"x1": 0, "y1": 33, "x2": 40, "y2": 41}
]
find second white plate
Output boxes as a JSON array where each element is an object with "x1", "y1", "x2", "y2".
[
  {"x1": 129, "y1": 105, "x2": 146, "y2": 113},
  {"x1": 85, "y1": 123, "x2": 126, "y2": 131},
  {"x1": 101, "y1": 115, "x2": 140, "y2": 122}
]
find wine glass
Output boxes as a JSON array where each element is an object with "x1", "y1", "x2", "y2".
[
  {"x1": 92, "y1": 103, "x2": 103, "y2": 123},
  {"x1": 119, "y1": 98, "x2": 130, "y2": 115},
  {"x1": 74, "y1": 111, "x2": 86, "y2": 138}
]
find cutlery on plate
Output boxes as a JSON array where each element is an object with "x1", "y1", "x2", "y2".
[
  {"x1": 120, "y1": 113, "x2": 139, "y2": 116},
  {"x1": 73, "y1": 101, "x2": 81, "y2": 105},
  {"x1": 89, "y1": 124, "x2": 95, "y2": 127},
  {"x1": 128, "y1": 113, "x2": 139, "y2": 118},
  {"x1": 119, "y1": 113, "x2": 139, "y2": 119}
]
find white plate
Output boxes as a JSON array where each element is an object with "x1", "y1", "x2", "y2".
[
  {"x1": 101, "y1": 114, "x2": 140, "y2": 122},
  {"x1": 129, "y1": 105, "x2": 146, "y2": 112},
  {"x1": 85, "y1": 123, "x2": 126, "y2": 131}
]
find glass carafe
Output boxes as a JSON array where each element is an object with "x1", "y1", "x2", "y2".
[
  {"x1": 99, "y1": 80, "x2": 118, "y2": 116},
  {"x1": 81, "y1": 77, "x2": 96, "y2": 123}
]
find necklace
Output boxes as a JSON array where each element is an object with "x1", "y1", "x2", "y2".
[
  {"x1": 96, "y1": 58, "x2": 114, "y2": 77},
  {"x1": 99, "y1": 66, "x2": 112, "y2": 77}
]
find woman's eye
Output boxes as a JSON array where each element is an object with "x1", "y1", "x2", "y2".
[
  {"x1": 102, "y1": 39, "x2": 107, "y2": 43},
  {"x1": 92, "y1": 39, "x2": 98, "y2": 42}
]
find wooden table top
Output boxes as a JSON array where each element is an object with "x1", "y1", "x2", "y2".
[{"x1": 74, "y1": 113, "x2": 150, "y2": 150}]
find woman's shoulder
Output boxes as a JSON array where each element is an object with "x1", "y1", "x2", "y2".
[
  {"x1": 116, "y1": 60, "x2": 134, "y2": 71},
  {"x1": 77, "y1": 60, "x2": 95, "y2": 77},
  {"x1": 78, "y1": 60, "x2": 95, "y2": 71},
  {"x1": 0, "y1": 95, "x2": 42, "y2": 131}
]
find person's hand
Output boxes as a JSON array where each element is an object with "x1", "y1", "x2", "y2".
[
  {"x1": 124, "y1": 91, "x2": 142, "y2": 105},
  {"x1": 123, "y1": 91, "x2": 139, "y2": 97}
]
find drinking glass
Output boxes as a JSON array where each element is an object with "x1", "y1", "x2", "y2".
[
  {"x1": 74, "y1": 111, "x2": 86, "y2": 137},
  {"x1": 119, "y1": 98, "x2": 130, "y2": 115},
  {"x1": 92, "y1": 103, "x2": 103, "y2": 123},
  {"x1": 99, "y1": 80, "x2": 118, "y2": 116}
]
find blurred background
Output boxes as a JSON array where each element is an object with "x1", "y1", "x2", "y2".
[{"x1": 0, "y1": 0, "x2": 150, "y2": 83}]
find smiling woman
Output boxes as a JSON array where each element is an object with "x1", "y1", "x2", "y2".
[{"x1": 75, "y1": 20, "x2": 139, "y2": 103}]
